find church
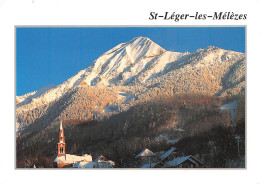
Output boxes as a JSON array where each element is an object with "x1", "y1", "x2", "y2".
[
  {"x1": 53, "y1": 121, "x2": 114, "y2": 168},
  {"x1": 53, "y1": 121, "x2": 93, "y2": 168}
]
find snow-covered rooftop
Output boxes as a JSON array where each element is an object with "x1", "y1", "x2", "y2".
[
  {"x1": 141, "y1": 163, "x2": 157, "y2": 168},
  {"x1": 163, "y1": 155, "x2": 191, "y2": 168},
  {"x1": 163, "y1": 155, "x2": 203, "y2": 168},
  {"x1": 153, "y1": 151, "x2": 166, "y2": 157},
  {"x1": 54, "y1": 154, "x2": 92, "y2": 164},
  {"x1": 73, "y1": 161, "x2": 114, "y2": 168},
  {"x1": 135, "y1": 148, "x2": 155, "y2": 158},
  {"x1": 73, "y1": 161, "x2": 96, "y2": 168},
  {"x1": 160, "y1": 147, "x2": 176, "y2": 161},
  {"x1": 93, "y1": 155, "x2": 115, "y2": 166}
]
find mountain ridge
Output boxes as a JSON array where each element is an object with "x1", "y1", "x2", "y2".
[{"x1": 16, "y1": 36, "x2": 245, "y2": 135}]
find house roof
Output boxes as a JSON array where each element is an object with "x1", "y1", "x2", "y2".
[
  {"x1": 73, "y1": 161, "x2": 114, "y2": 168},
  {"x1": 135, "y1": 148, "x2": 155, "y2": 158},
  {"x1": 141, "y1": 163, "x2": 157, "y2": 168},
  {"x1": 93, "y1": 155, "x2": 115, "y2": 166},
  {"x1": 160, "y1": 147, "x2": 176, "y2": 161},
  {"x1": 153, "y1": 151, "x2": 166, "y2": 157},
  {"x1": 54, "y1": 154, "x2": 92, "y2": 164},
  {"x1": 163, "y1": 155, "x2": 203, "y2": 168},
  {"x1": 163, "y1": 155, "x2": 191, "y2": 167},
  {"x1": 94, "y1": 155, "x2": 108, "y2": 162},
  {"x1": 188, "y1": 155, "x2": 203, "y2": 165},
  {"x1": 73, "y1": 161, "x2": 96, "y2": 168}
]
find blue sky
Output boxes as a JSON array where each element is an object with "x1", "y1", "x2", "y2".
[{"x1": 16, "y1": 27, "x2": 245, "y2": 96}]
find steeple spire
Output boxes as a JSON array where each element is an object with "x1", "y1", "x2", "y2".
[
  {"x1": 60, "y1": 121, "x2": 63, "y2": 130},
  {"x1": 58, "y1": 120, "x2": 65, "y2": 156}
]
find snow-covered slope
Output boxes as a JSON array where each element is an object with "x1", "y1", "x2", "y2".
[
  {"x1": 16, "y1": 37, "x2": 245, "y2": 109},
  {"x1": 62, "y1": 36, "x2": 180, "y2": 87},
  {"x1": 16, "y1": 36, "x2": 245, "y2": 134},
  {"x1": 16, "y1": 84, "x2": 57, "y2": 106},
  {"x1": 16, "y1": 37, "x2": 169, "y2": 107},
  {"x1": 221, "y1": 100, "x2": 239, "y2": 121}
]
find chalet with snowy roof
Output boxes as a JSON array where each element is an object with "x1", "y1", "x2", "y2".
[
  {"x1": 73, "y1": 155, "x2": 115, "y2": 168},
  {"x1": 135, "y1": 148, "x2": 155, "y2": 158},
  {"x1": 72, "y1": 161, "x2": 96, "y2": 168},
  {"x1": 159, "y1": 147, "x2": 177, "y2": 162},
  {"x1": 138, "y1": 148, "x2": 177, "y2": 168},
  {"x1": 134, "y1": 148, "x2": 167, "y2": 168},
  {"x1": 94, "y1": 155, "x2": 115, "y2": 166},
  {"x1": 137, "y1": 147, "x2": 203, "y2": 168},
  {"x1": 54, "y1": 154, "x2": 93, "y2": 168},
  {"x1": 151, "y1": 148, "x2": 175, "y2": 167},
  {"x1": 162, "y1": 155, "x2": 203, "y2": 168},
  {"x1": 53, "y1": 121, "x2": 92, "y2": 168}
]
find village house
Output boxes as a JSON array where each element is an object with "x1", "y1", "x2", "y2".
[
  {"x1": 53, "y1": 153, "x2": 93, "y2": 168},
  {"x1": 162, "y1": 155, "x2": 203, "y2": 168},
  {"x1": 137, "y1": 147, "x2": 177, "y2": 168},
  {"x1": 134, "y1": 148, "x2": 159, "y2": 168},
  {"x1": 159, "y1": 147, "x2": 177, "y2": 162},
  {"x1": 153, "y1": 147, "x2": 178, "y2": 168},
  {"x1": 73, "y1": 155, "x2": 115, "y2": 168},
  {"x1": 136, "y1": 147, "x2": 203, "y2": 168}
]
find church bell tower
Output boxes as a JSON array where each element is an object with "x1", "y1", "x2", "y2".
[{"x1": 58, "y1": 121, "x2": 66, "y2": 157}]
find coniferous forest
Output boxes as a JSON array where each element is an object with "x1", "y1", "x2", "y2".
[{"x1": 16, "y1": 93, "x2": 245, "y2": 168}]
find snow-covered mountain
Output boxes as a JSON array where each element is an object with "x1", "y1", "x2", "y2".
[
  {"x1": 16, "y1": 84, "x2": 57, "y2": 106},
  {"x1": 16, "y1": 36, "x2": 245, "y2": 135},
  {"x1": 17, "y1": 37, "x2": 180, "y2": 107}
]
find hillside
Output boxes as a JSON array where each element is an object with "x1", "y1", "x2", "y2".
[
  {"x1": 16, "y1": 37, "x2": 245, "y2": 135},
  {"x1": 16, "y1": 94, "x2": 245, "y2": 168},
  {"x1": 16, "y1": 36, "x2": 245, "y2": 168}
]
